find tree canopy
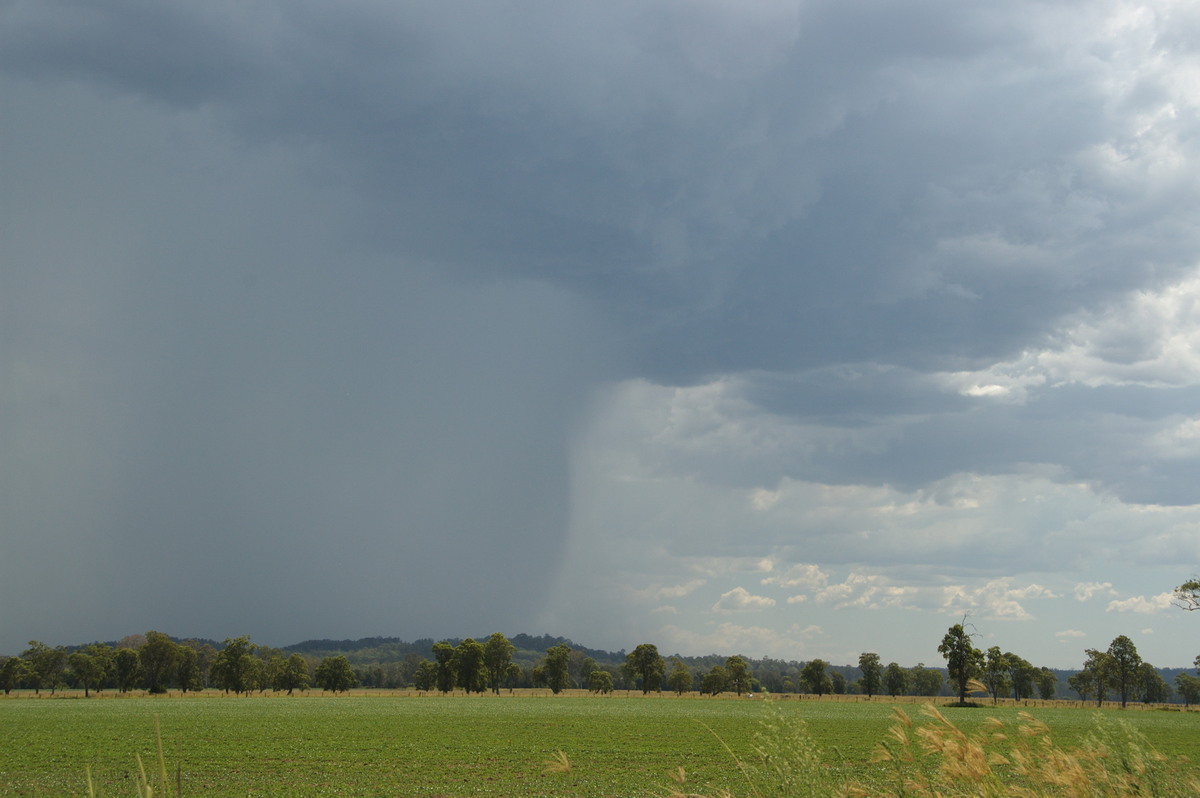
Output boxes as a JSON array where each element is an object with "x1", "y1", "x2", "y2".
[
  {"x1": 624, "y1": 644, "x2": 665, "y2": 694},
  {"x1": 938, "y1": 623, "x2": 984, "y2": 705}
]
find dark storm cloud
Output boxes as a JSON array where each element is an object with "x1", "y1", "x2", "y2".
[
  {"x1": 9, "y1": 0, "x2": 1191, "y2": 382},
  {"x1": 0, "y1": 65, "x2": 613, "y2": 648},
  {"x1": 4, "y1": 0, "x2": 1200, "y2": 656}
]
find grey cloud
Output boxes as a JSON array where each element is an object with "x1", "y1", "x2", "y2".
[
  {"x1": 8, "y1": 1, "x2": 1193, "y2": 385},
  {"x1": 5, "y1": 0, "x2": 1200, "y2": 657}
]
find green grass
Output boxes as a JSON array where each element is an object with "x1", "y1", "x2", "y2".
[{"x1": 1, "y1": 692, "x2": 1197, "y2": 796}]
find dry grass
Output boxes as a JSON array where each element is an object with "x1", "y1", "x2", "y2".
[
  {"x1": 665, "y1": 699, "x2": 1199, "y2": 798},
  {"x1": 865, "y1": 703, "x2": 1200, "y2": 797}
]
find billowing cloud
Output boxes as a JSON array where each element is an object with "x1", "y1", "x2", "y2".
[
  {"x1": 940, "y1": 579, "x2": 1058, "y2": 621},
  {"x1": 713, "y1": 587, "x2": 777, "y2": 613},
  {"x1": 1075, "y1": 582, "x2": 1118, "y2": 601},
  {"x1": 660, "y1": 622, "x2": 823, "y2": 660},
  {"x1": 1107, "y1": 593, "x2": 1176, "y2": 614},
  {"x1": 762, "y1": 563, "x2": 829, "y2": 591},
  {"x1": 4, "y1": 0, "x2": 1200, "y2": 669}
]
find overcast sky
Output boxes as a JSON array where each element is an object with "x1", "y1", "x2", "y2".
[{"x1": 4, "y1": 0, "x2": 1200, "y2": 670}]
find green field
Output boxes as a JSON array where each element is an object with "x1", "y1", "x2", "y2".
[{"x1": 2, "y1": 692, "x2": 1198, "y2": 796}]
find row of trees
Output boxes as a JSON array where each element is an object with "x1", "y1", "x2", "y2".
[
  {"x1": 5, "y1": 625, "x2": 1194, "y2": 706},
  {"x1": 0, "y1": 634, "x2": 359, "y2": 696},
  {"x1": 936, "y1": 622, "x2": 1184, "y2": 708}
]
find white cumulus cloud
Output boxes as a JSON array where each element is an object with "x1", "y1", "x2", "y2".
[
  {"x1": 712, "y1": 586, "x2": 777, "y2": 613},
  {"x1": 1106, "y1": 592, "x2": 1175, "y2": 614}
]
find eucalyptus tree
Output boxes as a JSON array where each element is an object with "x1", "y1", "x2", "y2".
[
  {"x1": 800, "y1": 659, "x2": 830, "y2": 696},
  {"x1": 412, "y1": 659, "x2": 438, "y2": 691},
  {"x1": 273, "y1": 653, "x2": 310, "y2": 694},
  {"x1": 938, "y1": 623, "x2": 983, "y2": 705},
  {"x1": 858, "y1": 652, "x2": 882, "y2": 698},
  {"x1": 1175, "y1": 673, "x2": 1200, "y2": 707},
  {"x1": 314, "y1": 655, "x2": 357, "y2": 692},
  {"x1": 22, "y1": 640, "x2": 66, "y2": 695},
  {"x1": 432, "y1": 641, "x2": 457, "y2": 693},
  {"x1": 482, "y1": 633, "x2": 515, "y2": 695},
  {"x1": 1004, "y1": 653, "x2": 1035, "y2": 700},
  {"x1": 68, "y1": 644, "x2": 113, "y2": 697},
  {"x1": 0, "y1": 656, "x2": 31, "y2": 694},
  {"x1": 1035, "y1": 667, "x2": 1058, "y2": 700},
  {"x1": 453, "y1": 638, "x2": 487, "y2": 694},
  {"x1": 174, "y1": 645, "x2": 205, "y2": 692},
  {"x1": 211, "y1": 636, "x2": 257, "y2": 695},
  {"x1": 1072, "y1": 649, "x2": 1110, "y2": 706},
  {"x1": 1106, "y1": 635, "x2": 1142, "y2": 708},
  {"x1": 981, "y1": 647, "x2": 1010, "y2": 704},
  {"x1": 701, "y1": 665, "x2": 728, "y2": 696},
  {"x1": 667, "y1": 659, "x2": 693, "y2": 695},
  {"x1": 588, "y1": 669, "x2": 614, "y2": 694},
  {"x1": 1136, "y1": 662, "x2": 1168, "y2": 704},
  {"x1": 138, "y1": 631, "x2": 180, "y2": 694},
  {"x1": 114, "y1": 648, "x2": 141, "y2": 692},
  {"x1": 623, "y1": 644, "x2": 665, "y2": 694},
  {"x1": 1173, "y1": 578, "x2": 1200, "y2": 611},
  {"x1": 909, "y1": 663, "x2": 943, "y2": 697},
  {"x1": 883, "y1": 662, "x2": 908, "y2": 697},
  {"x1": 543, "y1": 643, "x2": 572, "y2": 694},
  {"x1": 725, "y1": 655, "x2": 750, "y2": 696}
]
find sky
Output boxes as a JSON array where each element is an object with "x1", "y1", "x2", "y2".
[{"x1": 3, "y1": 0, "x2": 1200, "y2": 670}]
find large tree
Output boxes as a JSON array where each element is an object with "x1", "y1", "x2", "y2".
[
  {"x1": 412, "y1": 660, "x2": 438, "y2": 691},
  {"x1": 210, "y1": 636, "x2": 257, "y2": 695},
  {"x1": 175, "y1": 645, "x2": 204, "y2": 692},
  {"x1": 1035, "y1": 666, "x2": 1058, "y2": 700},
  {"x1": 883, "y1": 662, "x2": 908, "y2": 697},
  {"x1": 432, "y1": 641, "x2": 457, "y2": 694},
  {"x1": 114, "y1": 648, "x2": 141, "y2": 693},
  {"x1": 1136, "y1": 662, "x2": 1168, "y2": 704},
  {"x1": 858, "y1": 653, "x2": 882, "y2": 699},
  {"x1": 1005, "y1": 653, "x2": 1035, "y2": 701},
  {"x1": 275, "y1": 653, "x2": 311, "y2": 694},
  {"x1": 454, "y1": 638, "x2": 487, "y2": 694},
  {"x1": 1106, "y1": 635, "x2": 1142, "y2": 708},
  {"x1": 22, "y1": 641, "x2": 66, "y2": 695},
  {"x1": 482, "y1": 633, "x2": 516, "y2": 695},
  {"x1": 314, "y1": 656, "x2": 357, "y2": 693},
  {"x1": 0, "y1": 656, "x2": 31, "y2": 694},
  {"x1": 701, "y1": 665, "x2": 728, "y2": 696},
  {"x1": 623, "y1": 644, "x2": 665, "y2": 694},
  {"x1": 938, "y1": 623, "x2": 983, "y2": 705},
  {"x1": 1175, "y1": 673, "x2": 1200, "y2": 707},
  {"x1": 909, "y1": 663, "x2": 943, "y2": 697},
  {"x1": 1072, "y1": 648, "x2": 1110, "y2": 706},
  {"x1": 981, "y1": 647, "x2": 1010, "y2": 705},
  {"x1": 68, "y1": 645, "x2": 112, "y2": 697},
  {"x1": 725, "y1": 655, "x2": 750, "y2": 696},
  {"x1": 542, "y1": 643, "x2": 572, "y2": 694},
  {"x1": 139, "y1": 631, "x2": 180, "y2": 694},
  {"x1": 588, "y1": 668, "x2": 614, "y2": 694},
  {"x1": 800, "y1": 659, "x2": 830, "y2": 696},
  {"x1": 667, "y1": 659, "x2": 692, "y2": 695}
]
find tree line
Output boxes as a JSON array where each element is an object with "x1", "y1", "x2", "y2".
[
  {"x1": 2, "y1": 626, "x2": 1194, "y2": 705},
  {"x1": 936, "y1": 621, "x2": 1193, "y2": 708},
  {"x1": 0, "y1": 633, "x2": 358, "y2": 697}
]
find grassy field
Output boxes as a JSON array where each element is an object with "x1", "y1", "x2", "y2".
[{"x1": 2, "y1": 691, "x2": 1198, "y2": 796}]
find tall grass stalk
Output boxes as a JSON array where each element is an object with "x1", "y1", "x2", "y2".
[
  {"x1": 867, "y1": 703, "x2": 1200, "y2": 797},
  {"x1": 669, "y1": 699, "x2": 1198, "y2": 798},
  {"x1": 127, "y1": 714, "x2": 179, "y2": 798}
]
